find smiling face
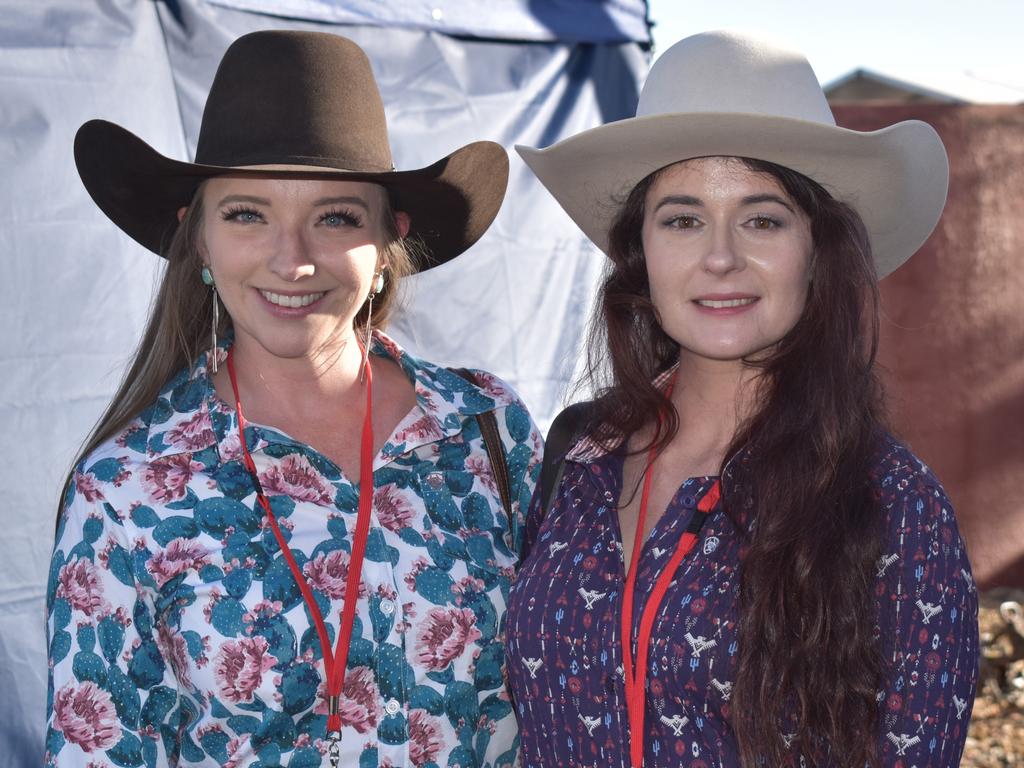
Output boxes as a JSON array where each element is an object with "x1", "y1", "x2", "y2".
[
  {"x1": 196, "y1": 175, "x2": 405, "y2": 362},
  {"x1": 641, "y1": 157, "x2": 814, "y2": 367}
]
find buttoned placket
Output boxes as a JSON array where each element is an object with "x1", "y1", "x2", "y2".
[
  {"x1": 219, "y1": 369, "x2": 465, "y2": 765},
  {"x1": 571, "y1": 453, "x2": 721, "y2": 758}
]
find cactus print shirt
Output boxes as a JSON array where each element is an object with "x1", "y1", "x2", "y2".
[
  {"x1": 46, "y1": 331, "x2": 542, "y2": 768},
  {"x1": 505, "y1": 420, "x2": 979, "y2": 767}
]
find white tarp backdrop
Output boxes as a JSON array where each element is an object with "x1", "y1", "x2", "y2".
[{"x1": 0, "y1": 0, "x2": 649, "y2": 763}]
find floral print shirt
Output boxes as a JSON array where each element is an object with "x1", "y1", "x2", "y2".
[
  {"x1": 46, "y1": 331, "x2": 542, "y2": 768},
  {"x1": 505, "y1": 421, "x2": 979, "y2": 767}
]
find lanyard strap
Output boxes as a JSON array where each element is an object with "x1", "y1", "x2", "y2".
[
  {"x1": 226, "y1": 348, "x2": 375, "y2": 738},
  {"x1": 619, "y1": 380, "x2": 720, "y2": 767}
]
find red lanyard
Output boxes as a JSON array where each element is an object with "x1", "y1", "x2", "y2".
[
  {"x1": 620, "y1": 392, "x2": 720, "y2": 767},
  {"x1": 226, "y1": 349, "x2": 374, "y2": 764}
]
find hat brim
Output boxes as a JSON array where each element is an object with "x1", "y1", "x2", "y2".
[
  {"x1": 516, "y1": 112, "x2": 948, "y2": 278},
  {"x1": 75, "y1": 120, "x2": 509, "y2": 269}
]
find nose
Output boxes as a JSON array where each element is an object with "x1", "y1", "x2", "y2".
[
  {"x1": 702, "y1": 225, "x2": 744, "y2": 276},
  {"x1": 268, "y1": 227, "x2": 316, "y2": 281}
]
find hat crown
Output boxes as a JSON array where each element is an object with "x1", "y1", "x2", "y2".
[
  {"x1": 637, "y1": 30, "x2": 836, "y2": 126},
  {"x1": 195, "y1": 30, "x2": 393, "y2": 172}
]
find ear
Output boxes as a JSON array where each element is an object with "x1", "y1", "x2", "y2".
[
  {"x1": 394, "y1": 211, "x2": 411, "y2": 239},
  {"x1": 177, "y1": 206, "x2": 188, "y2": 224}
]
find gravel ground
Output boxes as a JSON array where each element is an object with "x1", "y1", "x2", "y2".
[{"x1": 960, "y1": 589, "x2": 1024, "y2": 767}]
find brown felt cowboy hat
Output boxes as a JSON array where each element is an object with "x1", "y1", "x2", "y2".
[
  {"x1": 517, "y1": 29, "x2": 949, "y2": 279},
  {"x1": 74, "y1": 30, "x2": 509, "y2": 269}
]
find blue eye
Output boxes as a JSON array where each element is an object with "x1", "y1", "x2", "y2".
[
  {"x1": 319, "y1": 209, "x2": 362, "y2": 228},
  {"x1": 221, "y1": 206, "x2": 263, "y2": 224}
]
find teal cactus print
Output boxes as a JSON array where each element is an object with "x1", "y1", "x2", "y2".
[{"x1": 46, "y1": 332, "x2": 541, "y2": 767}]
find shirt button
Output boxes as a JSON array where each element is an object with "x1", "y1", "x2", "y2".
[
  {"x1": 683, "y1": 495, "x2": 696, "y2": 507},
  {"x1": 384, "y1": 699, "x2": 401, "y2": 716},
  {"x1": 425, "y1": 471, "x2": 444, "y2": 489},
  {"x1": 380, "y1": 599, "x2": 396, "y2": 615}
]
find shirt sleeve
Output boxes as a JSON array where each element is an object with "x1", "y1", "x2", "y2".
[
  {"x1": 875, "y1": 474, "x2": 979, "y2": 766},
  {"x1": 493, "y1": 394, "x2": 544, "y2": 562},
  {"x1": 45, "y1": 467, "x2": 178, "y2": 767}
]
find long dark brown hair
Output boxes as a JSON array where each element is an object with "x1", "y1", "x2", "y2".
[
  {"x1": 585, "y1": 157, "x2": 885, "y2": 766},
  {"x1": 57, "y1": 181, "x2": 416, "y2": 527}
]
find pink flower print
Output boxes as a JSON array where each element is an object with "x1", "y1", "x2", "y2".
[
  {"x1": 393, "y1": 414, "x2": 442, "y2": 445},
  {"x1": 116, "y1": 424, "x2": 145, "y2": 448},
  {"x1": 213, "y1": 636, "x2": 276, "y2": 704},
  {"x1": 464, "y1": 370, "x2": 510, "y2": 402},
  {"x1": 52, "y1": 681, "x2": 121, "y2": 751},
  {"x1": 141, "y1": 454, "x2": 202, "y2": 504},
  {"x1": 302, "y1": 550, "x2": 368, "y2": 601},
  {"x1": 224, "y1": 735, "x2": 248, "y2": 768},
  {"x1": 56, "y1": 557, "x2": 107, "y2": 617},
  {"x1": 452, "y1": 576, "x2": 486, "y2": 595},
  {"x1": 464, "y1": 455, "x2": 498, "y2": 498},
  {"x1": 73, "y1": 471, "x2": 104, "y2": 503},
  {"x1": 165, "y1": 410, "x2": 217, "y2": 451},
  {"x1": 157, "y1": 622, "x2": 194, "y2": 691},
  {"x1": 219, "y1": 431, "x2": 244, "y2": 463},
  {"x1": 408, "y1": 709, "x2": 444, "y2": 766},
  {"x1": 376, "y1": 333, "x2": 404, "y2": 360},
  {"x1": 374, "y1": 485, "x2": 415, "y2": 532},
  {"x1": 415, "y1": 607, "x2": 482, "y2": 671},
  {"x1": 259, "y1": 454, "x2": 333, "y2": 505},
  {"x1": 146, "y1": 537, "x2": 210, "y2": 589},
  {"x1": 337, "y1": 666, "x2": 382, "y2": 734}
]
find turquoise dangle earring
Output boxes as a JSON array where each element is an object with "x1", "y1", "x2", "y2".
[
  {"x1": 201, "y1": 266, "x2": 220, "y2": 374},
  {"x1": 360, "y1": 270, "x2": 385, "y2": 382}
]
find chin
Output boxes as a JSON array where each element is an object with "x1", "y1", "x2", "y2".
[
  {"x1": 676, "y1": 337, "x2": 779, "y2": 365},
  {"x1": 248, "y1": 330, "x2": 329, "y2": 360}
]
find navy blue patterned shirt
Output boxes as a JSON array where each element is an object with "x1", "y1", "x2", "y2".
[{"x1": 505, "y1": 427, "x2": 979, "y2": 767}]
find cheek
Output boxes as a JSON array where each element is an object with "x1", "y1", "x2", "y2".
[
  {"x1": 771, "y1": 247, "x2": 813, "y2": 322},
  {"x1": 641, "y1": 231, "x2": 682, "y2": 289}
]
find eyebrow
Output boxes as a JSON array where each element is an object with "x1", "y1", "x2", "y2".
[
  {"x1": 312, "y1": 196, "x2": 370, "y2": 210},
  {"x1": 214, "y1": 194, "x2": 371, "y2": 210},
  {"x1": 652, "y1": 193, "x2": 796, "y2": 213},
  {"x1": 216, "y1": 194, "x2": 271, "y2": 207}
]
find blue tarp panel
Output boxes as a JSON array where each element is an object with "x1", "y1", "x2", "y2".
[
  {"x1": 204, "y1": 0, "x2": 651, "y2": 42},
  {"x1": 0, "y1": 1, "x2": 647, "y2": 764}
]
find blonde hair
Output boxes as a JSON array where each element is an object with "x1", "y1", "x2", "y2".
[{"x1": 57, "y1": 180, "x2": 417, "y2": 526}]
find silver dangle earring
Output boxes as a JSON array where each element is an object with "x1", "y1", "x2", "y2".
[
  {"x1": 201, "y1": 266, "x2": 219, "y2": 374},
  {"x1": 360, "y1": 271, "x2": 385, "y2": 382}
]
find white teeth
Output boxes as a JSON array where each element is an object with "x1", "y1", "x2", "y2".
[
  {"x1": 696, "y1": 297, "x2": 757, "y2": 309},
  {"x1": 259, "y1": 290, "x2": 325, "y2": 308}
]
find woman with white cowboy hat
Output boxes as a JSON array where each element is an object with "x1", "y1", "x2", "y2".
[
  {"x1": 47, "y1": 30, "x2": 542, "y2": 768},
  {"x1": 505, "y1": 30, "x2": 978, "y2": 767}
]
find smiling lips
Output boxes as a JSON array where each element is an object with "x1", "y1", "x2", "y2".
[
  {"x1": 693, "y1": 295, "x2": 759, "y2": 313},
  {"x1": 258, "y1": 289, "x2": 325, "y2": 308}
]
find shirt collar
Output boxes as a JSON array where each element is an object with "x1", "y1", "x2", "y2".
[
  {"x1": 142, "y1": 329, "x2": 517, "y2": 464},
  {"x1": 564, "y1": 363, "x2": 679, "y2": 464}
]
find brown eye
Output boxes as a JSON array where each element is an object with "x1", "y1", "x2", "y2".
[
  {"x1": 668, "y1": 215, "x2": 699, "y2": 229},
  {"x1": 750, "y1": 216, "x2": 779, "y2": 230}
]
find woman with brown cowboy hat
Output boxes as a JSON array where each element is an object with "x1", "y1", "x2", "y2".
[
  {"x1": 46, "y1": 30, "x2": 541, "y2": 768},
  {"x1": 505, "y1": 30, "x2": 978, "y2": 767}
]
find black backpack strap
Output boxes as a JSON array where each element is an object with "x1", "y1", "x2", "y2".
[
  {"x1": 539, "y1": 401, "x2": 593, "y2": 517},
  {"x1": 449, "y1": 368, "x2": 513, "y2": 518}
]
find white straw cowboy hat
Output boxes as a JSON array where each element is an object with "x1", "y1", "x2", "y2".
[{"x1": 517, "y1": 29, "x2": 949, "y2": 278}]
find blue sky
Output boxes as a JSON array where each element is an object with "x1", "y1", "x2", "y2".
[{"x1": 647, "y1": 0, "x2": 1024, "y2": 102}]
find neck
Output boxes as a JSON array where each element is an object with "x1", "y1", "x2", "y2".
[
  {"x1": 665, "y1": 351, "x2": 761, "y2": 464},
  {"x1": 222, "y1": 328, "x2": 368, "y2": 418}
]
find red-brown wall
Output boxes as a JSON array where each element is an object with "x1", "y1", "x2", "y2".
[{"x1": 832, "y1": 104, "x2": 1024, "y2": 588}]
